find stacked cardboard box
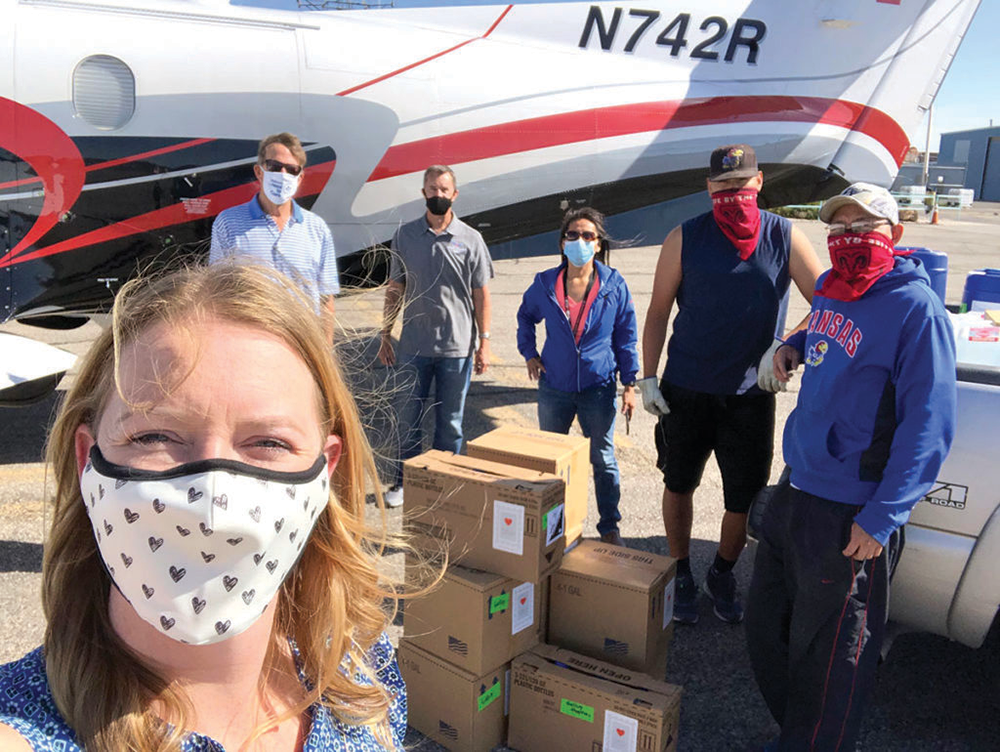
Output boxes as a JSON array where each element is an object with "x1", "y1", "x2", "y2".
[
  {"x1": 509, "y1": 644, "x2": 682, "y2": 752},
  {"x1": 400, "y1": 451, "x2": 564, "y2": 752},
  {"x1": 397, "y1": 444, "x2": 682, "y2": 752},
  {"x1": 467, "y1": 426, "x2": 589, "y2": 546},
  {"x1": 398, "y1": 640, "x2": 510, "y2": 752},
  {"x1": 405, "y1": 563, "x2": 544, "y2": 677},
  {"x1": 402, "y1": 450, "x2": 566, "y2": 582},
  {"x1": 549, "y1": 540, "x2": 677, "y2": 678}
]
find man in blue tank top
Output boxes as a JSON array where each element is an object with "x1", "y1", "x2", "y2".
[{"x1": 638, "y1": 145, "x2": 822, "y2": 625}]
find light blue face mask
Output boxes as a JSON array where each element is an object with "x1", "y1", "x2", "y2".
[{"x1": 564, "y1": 238, "x2": 596, "y2": 267}]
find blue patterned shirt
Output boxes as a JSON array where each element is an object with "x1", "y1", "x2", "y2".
[
  {"x1": 0, "y1": 633, "x2": 406, "y2": 751},
  {"x1": 210, "y1": 196, "x2": 340, "y2": 314}
]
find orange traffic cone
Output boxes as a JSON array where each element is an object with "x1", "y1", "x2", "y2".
[{"x1": 931, "y1": 202, "x2": 940, "y2": 225}]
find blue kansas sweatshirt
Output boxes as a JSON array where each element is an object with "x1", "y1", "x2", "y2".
[{"x1": 782, "y1": 257, "x2": 957, "y2": 545}]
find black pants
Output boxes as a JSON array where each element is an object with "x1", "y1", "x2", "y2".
[{"x1": 745, "y1": 480, "x2": 900, "y2": 751}]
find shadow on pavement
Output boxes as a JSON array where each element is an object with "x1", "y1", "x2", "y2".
[
  {"x1": 0, "y1": 393, "x2": 61, "y2": 465},
  {"x1": 863, "y1": 620, "x2": 1000, "y2": 750},
  {"x1": 0, "y1": 540, "x2": 44, "y2": 573},
  {"x1": 337, "y1": 329, "x2": 540, "y2": 485}
]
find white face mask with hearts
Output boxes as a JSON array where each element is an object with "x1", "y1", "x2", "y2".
[
  {"x1": 260, "y1": 168, "x2": 300, "y2": 206},
  {"x1": 80, "y1": 447, "x2": 329, "y2": 646}
]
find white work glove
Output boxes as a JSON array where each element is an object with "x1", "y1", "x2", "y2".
[
  {"x1": 636, "y1": 376, "x2": 670, "y2": 417},
  {"x1": 757, "y1": 338, "x2": 787, "y2": 393}
]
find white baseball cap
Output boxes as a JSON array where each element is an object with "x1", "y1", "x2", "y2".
[{"x1": 819, "y1": 182, "x2": 900, "y2": 226}]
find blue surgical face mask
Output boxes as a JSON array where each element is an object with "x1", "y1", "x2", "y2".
[{"x1": 564, "y1": 239, "x2": 596, "y2": 268}]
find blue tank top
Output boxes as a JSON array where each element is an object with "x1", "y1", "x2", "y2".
[{"x1": 664, "y1": 210, "x2": 791, "y2": 395}]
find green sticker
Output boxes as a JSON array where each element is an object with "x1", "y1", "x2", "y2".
[
  {"x1": 543, "y1": 503, "x2": 559, "y2": 530},
  {"x1": 559, "y1": 698, "x2": 595, "y2": 722},
  {"x1": 490, "y1": 593, "x2": 510, "y2": 614},
  {"x1": 478, "y1": 682, "x2": 501, "y2": 711}
]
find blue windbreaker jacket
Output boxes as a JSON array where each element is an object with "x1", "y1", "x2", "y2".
[{"x1": 516, "y1": 261, "x2": 639, "y2": 393}]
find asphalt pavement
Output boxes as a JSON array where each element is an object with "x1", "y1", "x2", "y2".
[{"x1": 1, "y1": 205, "x2": 998, "y2": 750}]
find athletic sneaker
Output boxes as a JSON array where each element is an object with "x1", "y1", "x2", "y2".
[
  {"x1": 703, "y1": 567, "x2": 744, "y2": 624},
  {"x1": 673, "y1": 569, "x2": 699, "y2": 624},
  {"x1": 384, "y1": 485, "x2": 404, "y2": 509}
]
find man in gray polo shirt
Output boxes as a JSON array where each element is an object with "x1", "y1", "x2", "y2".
[{"x1": 378, "y1": 165, "x2": 494, "y2": 507}]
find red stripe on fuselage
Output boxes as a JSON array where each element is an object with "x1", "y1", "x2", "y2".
[
  {"x1": 0, "y1": 97, "x2": 86, "y2": 265},
  {"x1": 367, "y1": 96, "x2": 909, "y2": 183},
  {"x1": 337, "y1": 4, "x2": 512, "y2": 96},
  {"x1": 83, "y1": 137, "x2": 217, "y2": 175},
  {"x1": 0, "y1": 137, "x2": 217, "y2": 192},
  {"x1": 2, "y1": 160, "x2": 336, "y2": 268}
]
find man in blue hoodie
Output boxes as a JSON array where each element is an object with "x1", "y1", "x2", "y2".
[{"x1": 745, "y1": 183, "x2": 957, "y2": 751}]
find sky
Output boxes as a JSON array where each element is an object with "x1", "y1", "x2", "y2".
[{"x1": 237, "y1": 0, "x2": 997, "y2": 152}]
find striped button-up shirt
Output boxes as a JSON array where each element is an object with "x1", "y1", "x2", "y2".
[{"x1": 210, "y1": 196, "x2": 340, "y2": 312}]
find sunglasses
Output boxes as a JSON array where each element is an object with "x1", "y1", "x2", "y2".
[
  {"x1": 827, "y1": 218, "x2": 890, "y2": 236},
  {"x1": 563, "y1": 230, "x2": 599, "y2": 241},
  {"x1": 262, "y1": 159, "x2": 303, "y2": 177}
]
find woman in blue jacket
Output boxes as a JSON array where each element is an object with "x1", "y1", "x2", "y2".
[{"x1": 516, "y1": 207, "x2": 639, "y2": 547}]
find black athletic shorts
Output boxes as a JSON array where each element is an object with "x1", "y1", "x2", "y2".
[{"x1": 654, "y1": 380, "x2": 775, "y2": 513}]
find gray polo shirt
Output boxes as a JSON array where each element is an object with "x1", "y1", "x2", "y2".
[{"x1": 389, "y1": 214, "x2": 494, "y2": 357}]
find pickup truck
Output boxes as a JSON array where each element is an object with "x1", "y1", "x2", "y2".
[{"x1": 889, "y1": 362, "x2": 1000, "y2": 649}]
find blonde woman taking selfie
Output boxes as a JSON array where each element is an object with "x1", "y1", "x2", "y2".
[{"x1": 0, "y1": 263, "x2": 407, "y2": 751}]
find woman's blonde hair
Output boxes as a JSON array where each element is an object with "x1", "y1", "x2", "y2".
[{"x1": 42, "y1": 262, "x2": 405, "y2": 750}]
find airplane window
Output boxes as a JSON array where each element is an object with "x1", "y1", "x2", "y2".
[{"x1": 73, "y1": 55, "x2": 135, "y2": 130}]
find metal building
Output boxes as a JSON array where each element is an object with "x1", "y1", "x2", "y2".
[{"x1": 938, "y1": 126, "x2": 1000, "y2": 201}]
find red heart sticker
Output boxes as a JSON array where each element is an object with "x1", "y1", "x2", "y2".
[
  {"x1": 520, "y1": 597, "x2": 526, "y2": 605},
  {"x1": 504, "y1": 518, "x2": 512, "y2": 526},
  {"x1": 616, "y1": 728, "x2": 625, "y2": 737}
]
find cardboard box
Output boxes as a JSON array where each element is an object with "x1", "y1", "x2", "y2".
[
  {"x1": 538, "y1": 575, "x2": 550, "y2": 644},
  {"x1": 398, "y1": 639, "x2": 509, "y2": 752},
  {"x1": 404, "y1": 562, "x2": 543, "y2": 675},
  {"x1": 548, "y1": 540, "x2": 676, "y2": 677},
  {"x1": 403, "y1": 450, "x2": 566, "y2": 582},
  {"x1": 509, "y1": 644, "x2": 682, "y2": 752},
  {"x1": 467, "y1": 426, "x2": 589, "y2": 545}
]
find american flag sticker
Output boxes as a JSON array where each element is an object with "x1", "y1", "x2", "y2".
[
  {"x1": 438, "y1": 721, "x2": 458, "y2": 740},
  {"x1": 603, "y1": 637, "x2": 629, "y2": 656}
]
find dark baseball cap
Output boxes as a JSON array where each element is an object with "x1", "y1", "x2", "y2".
[{"x1": 708, "y1": 144, "x2": 759, "y2": 181}]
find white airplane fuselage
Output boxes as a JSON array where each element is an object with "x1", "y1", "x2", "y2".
[{"x1": 0, "y1": 0, "x2": 982, "y2": 323}]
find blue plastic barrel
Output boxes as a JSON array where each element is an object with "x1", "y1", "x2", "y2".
[
  {"x1": 962, "y1": 269, "x2": 1000, "y2": 311},
  {"x1": 899, "y1": 247, "x2": 948, "y2": 305}
]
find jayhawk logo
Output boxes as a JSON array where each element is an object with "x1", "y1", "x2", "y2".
[
  {"x1": 806, "y1": 340, "x2": 828, "y2": 367},
  {"x1": 722, "y1": 147, "x2": 745, "y2": 170}
]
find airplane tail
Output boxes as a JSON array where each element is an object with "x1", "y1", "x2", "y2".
[{"x1": 825, "y1": 0, "x2": 981, "y2": 185}]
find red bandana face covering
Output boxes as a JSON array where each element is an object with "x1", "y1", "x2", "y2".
[
  {"x1": 819, "y1": 232, "x2": 900, "y2": 302},
  {"x1": 711, "y1": 188, "x2": 761, "y2": 260}
]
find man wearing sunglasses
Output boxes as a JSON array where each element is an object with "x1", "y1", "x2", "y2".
[
  {"x1": 639, "y1": 144, "x2": 823, "y2": 626},
  {"x1": 210, "y1": 132, "x2": 339, "y2": 343},
  {"x1": 744, "y1": 182, "x2": 956, "y2": 750},
  {"x1": 379, "y1": 165, "x2": 494, "y2": 508}
]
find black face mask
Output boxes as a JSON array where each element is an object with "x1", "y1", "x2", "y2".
[{"x1": 425, "y1": 196, "x2": 452, "y2": 216}]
